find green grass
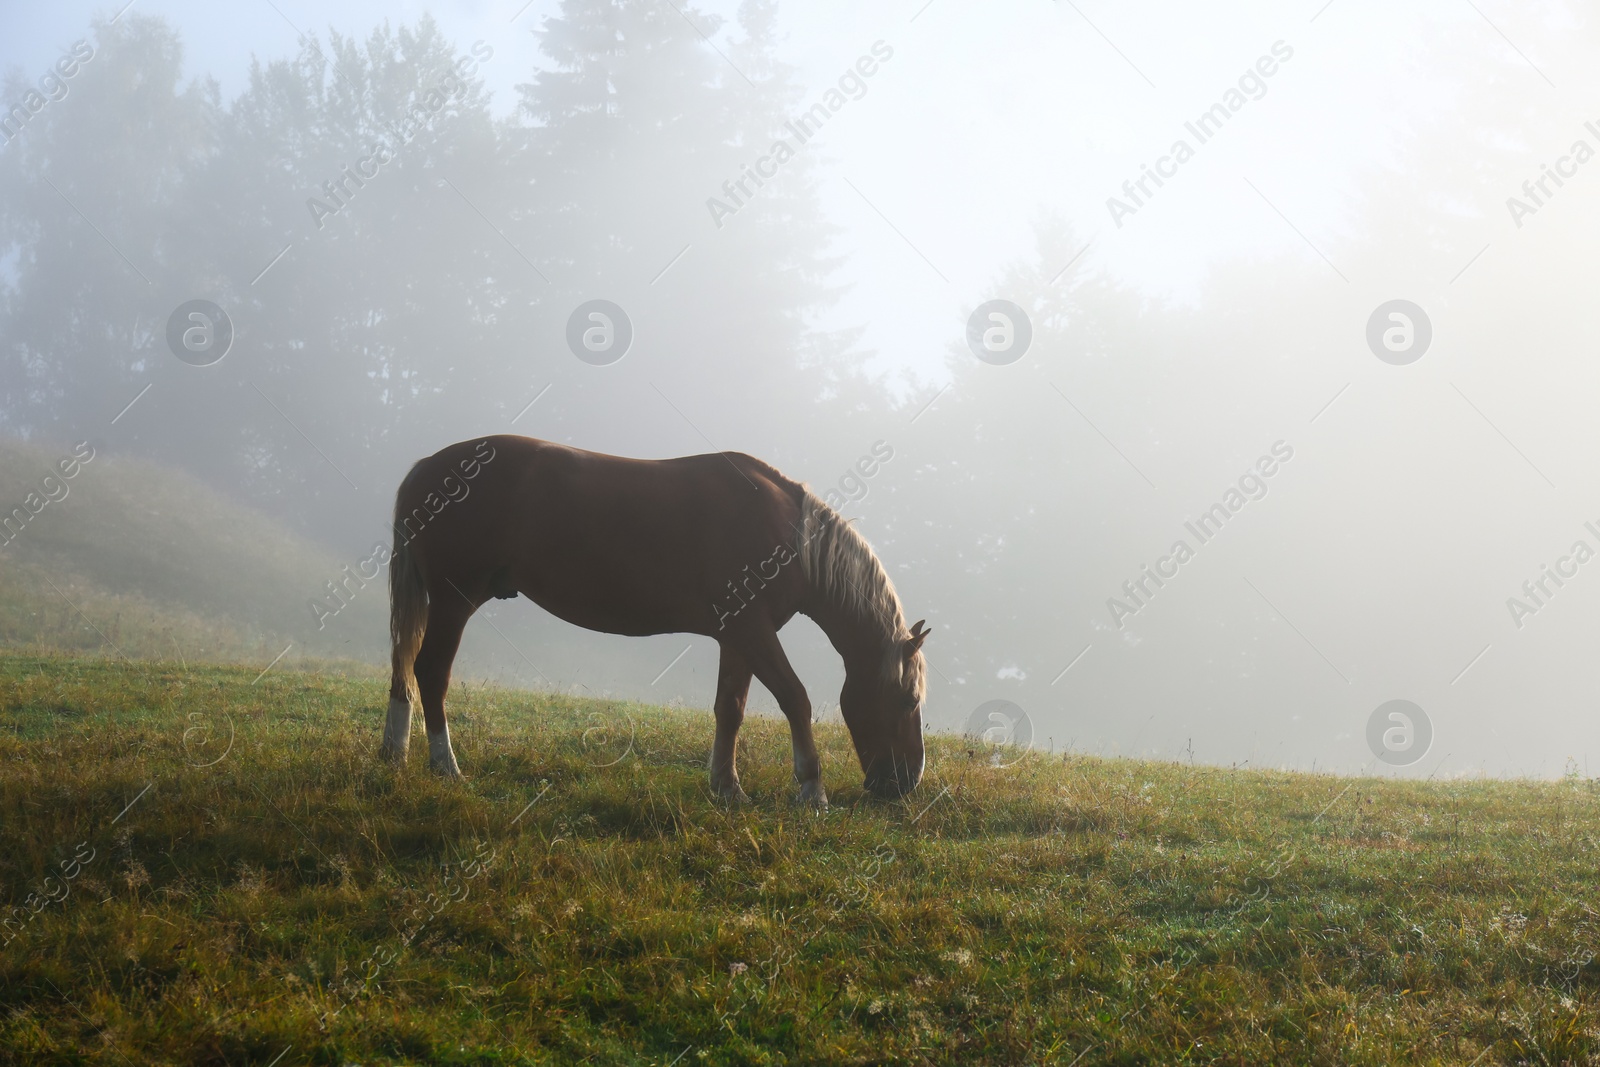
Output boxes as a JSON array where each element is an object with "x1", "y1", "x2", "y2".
[
  {"x1": 2, "y1": 650, "x2": 1599, "y2": 1065},
  {"x1": 0, "y1": 437, "x2": 386, "y2": 664}
]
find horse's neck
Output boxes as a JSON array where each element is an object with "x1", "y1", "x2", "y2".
[{"x1": 805, "y1": 595, "x2": 893, "y2": 676}]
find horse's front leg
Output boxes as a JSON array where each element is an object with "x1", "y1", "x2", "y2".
[
  {"x1": 788, "y1": 721, "x2": 827, "y2": 810},
  {"x1": 740, "y1": 627, "x2": 828, "y2": 811},
  {"x1": 710, "y1": 644, "x2": 753, "y2": 804}
]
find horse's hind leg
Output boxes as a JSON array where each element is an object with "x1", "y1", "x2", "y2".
[
  {"x1": 414, "y1": 598, "x2": 476, "y2": 778},
  {"x1": 381, "y1": 676, "x2": 412, "y2": 765},
  {"x1": 709, "y1": 643, "x2": 753, "y2": 804},
  {"x1": 382, "y1": 534, "x2": 429, "y2": 765}
]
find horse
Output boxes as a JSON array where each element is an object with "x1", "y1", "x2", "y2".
[{"x1": 378, "y1": 435, "x2": 929, "y2": 806}]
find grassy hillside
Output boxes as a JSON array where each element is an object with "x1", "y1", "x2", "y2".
[
  {"x1": 2, "y1": 651, "x2": 1598, "y2": 1065},
  {"x1": 0, "y1": 438, "x2": 386, "y2": 667}
]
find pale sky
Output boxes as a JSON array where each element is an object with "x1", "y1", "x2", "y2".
[
  {"x1": 7, "y1": 1, "x2": 1600, "y2": 777},
  {"x1": 7, "y1": 0, "x2": 1564, "y2": 383}
]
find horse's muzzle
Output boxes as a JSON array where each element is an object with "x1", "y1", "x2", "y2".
[{"x1": 863, "y1": 756, "x2": 923, "y2": 798}]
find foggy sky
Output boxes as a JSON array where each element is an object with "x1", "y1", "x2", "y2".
[{"x1": 5, "y1": 0, "x2": 1600, "y2": 779}]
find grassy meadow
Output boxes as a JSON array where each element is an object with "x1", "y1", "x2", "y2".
[
  {"x1": 2, "y1": 650, "x2": 1599, "y2": 1065},
  {"x1": 0, "y1": 438, "x2": 387, "y2": 665}
]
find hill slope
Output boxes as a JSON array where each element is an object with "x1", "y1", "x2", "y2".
[
  {"x1": 1, "y1": 650, "x2": 1596, "y2": 1065},
  {"x1": 0, "y1": 438, "x2": 386, "y2": 667}
]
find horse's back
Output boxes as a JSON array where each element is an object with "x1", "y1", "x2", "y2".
[{"x1": 398, "y1": 435, "x2": 807, "y2": 636}]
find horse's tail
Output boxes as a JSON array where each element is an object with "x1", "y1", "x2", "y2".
[{"x1": 389, "y1": 530, "x2": 427, "y2": 712}]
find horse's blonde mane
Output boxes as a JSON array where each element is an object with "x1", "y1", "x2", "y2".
[{"x1": 795, "y1": 491, "x2": 923, "y2": 694}]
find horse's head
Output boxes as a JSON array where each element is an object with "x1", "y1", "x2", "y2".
[{"x1": 841, "y1": 619, "x2": 930, "y2": 798}]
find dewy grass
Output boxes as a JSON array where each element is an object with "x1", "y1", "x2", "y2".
[{"x1": 2, "y1": 649, "x2": 1599, "y2": 1065}]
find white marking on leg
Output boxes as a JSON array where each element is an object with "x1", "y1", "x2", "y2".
[
  {"x1": 428, "y1": 721, "x2": 461, "y2": 777},
  {"x1": 381, "y1": 697, "x2": 412, "y2": 762}
]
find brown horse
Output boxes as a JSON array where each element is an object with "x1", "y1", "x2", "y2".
[{"x1": 378, "y1": 435, "x2": 928, "y2": 806}]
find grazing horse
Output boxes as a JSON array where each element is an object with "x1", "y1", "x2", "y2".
[{"x1": 379, "y1": 435, "x2": 928, "y2": 806}]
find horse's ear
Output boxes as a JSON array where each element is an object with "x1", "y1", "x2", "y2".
[{"x1": 905, "y1": 619, "x2": 930, "y2": 655}]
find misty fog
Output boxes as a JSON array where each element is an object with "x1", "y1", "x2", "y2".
[{"x1": 5, "y1": 0, "x2": 1600, "y2": 777}]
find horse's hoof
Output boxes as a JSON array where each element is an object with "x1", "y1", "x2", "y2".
[
  {"x1": 377, "y1": 743, "x2": 407, "y2": 767},
  {"x1": 714, "y1": 783, "x2": 752, "y2": 805},
  {"x1": 794, "y1": 781, "x2": 829, "y2": 811},
  {"x1": 427, "y1": 729, "x2": 462, "y2": 779}
]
